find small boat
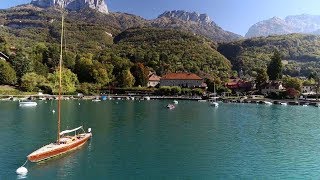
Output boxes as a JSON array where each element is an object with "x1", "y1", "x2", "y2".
[
  {"x1": 210, "y1": 102, "x2": 219, "y2": 107},
  {"x1": 173, "y1": 100, "x2": 178, "y2": 104},
  {"x1": 166, "y1": 104, "x2": 175, "y2": 110},
  {"x1": 280, "y1": 102, "x2": 287, "y2": 106},
  {"x1": 144, "y1": 96, "x2": 151, "y2": 101},
  {"x1": 198, "y1": 100, "x2": 207, "y2": 102},
  {"x1": 315, "y1": 103, "x2": 320, "y2": 107},
  {"x1": 264, "y1": 101, "x2": 273, "y2": 105},
  {"x1": 208, "y1": 98, "x2": 219, "y2": 107},
  {"x1": 19, "y1": 101, "x2": 37, "y2": 107},
  {"x1": 27, "y1": 126, "x2": 92, "y2": 162},
  {"x1": 92, "y1": 98, "x2": 101, "y2": 102}
]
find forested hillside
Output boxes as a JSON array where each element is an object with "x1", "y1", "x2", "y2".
[{"x1": 218, "y1": 34, "x2": 320, "y2": 77}]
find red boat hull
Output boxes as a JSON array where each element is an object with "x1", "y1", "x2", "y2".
[{"x1": 27, "y1": 133, "x2": 92, "y2": 162}]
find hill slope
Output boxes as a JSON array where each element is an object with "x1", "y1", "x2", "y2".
[
  {"x1": 218, "y1": 33, "x2": 320, "y2": 76},
  {"x1": 114, "y1": 27, "x2": 232, "y2": 80}
]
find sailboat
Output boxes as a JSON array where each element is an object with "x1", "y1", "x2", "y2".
[
  {"x1": 24, "y1": 9, "x2": 92, "y2": 164},
  {"x1": 209, "y1": 82, "x2": 219, "y2": 107}
]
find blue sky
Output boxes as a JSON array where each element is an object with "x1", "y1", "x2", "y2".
[{"x1": 1, "y1": 0, "x2": 320, "y2": 36}]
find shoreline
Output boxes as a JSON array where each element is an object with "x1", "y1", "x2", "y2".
[{"x1": 1, "y1": 94, "x2": 319, "y2": 107}]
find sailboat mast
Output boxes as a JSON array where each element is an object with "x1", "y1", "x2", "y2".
[{"x1": 57, "y1": 13, "x2": 64, "y2": 144}]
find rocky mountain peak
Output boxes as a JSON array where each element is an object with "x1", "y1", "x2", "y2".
[
  {"x1": 158, "y1": 10, "x2": 216, "y2": 26},
  {"x1": 246, "y1": 14, "x2": 320, "y2": 38},
  {"x1": 30, "y1": 0, "x2": 109, "y2": 14}
]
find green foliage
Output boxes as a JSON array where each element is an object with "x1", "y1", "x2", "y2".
[
  {"x1": 157, "y1": 86, "x2": 172, "y2": 95},
  {"x1": 74, "y1": 53, "x2": 94, "y2": 82},
  {"x1": 114, "y1": 28, "x2": 232, "y2": 81},
  {"x1": 0, "y1": 60, "x2": 17, "y2": 85},
  {"x1": 282, "y1": 76, "x2": 302, "y2": 92},
  {"x1": 267, "y1": 50, "x2": 283, "y2": 80},
  {"x1": 91, "y1": 61, "x2": 112, "y2": 86},
  {"x1": 131, "y1": 63, "x2": 149, "y2": 87},
  {"x1": 47, "y1": 67, "x2": 79, "y2": 94},
  {"x1": 10, "y1": 51, "x2": 33, "y2": 79},
  {"x1": 21, "y1": 72, "x2": 47, "y2": 92},
  {"x1": 119, "y1": 69, "x2": 135, "y2": 88},
  {"x1": 191, "y1": 88, "x2": 204, "y2": 96},
  {"x1": 256, "y1": 68, "x2": 268, "y2": 90},
  {"x1": 218, "y1": 34, "x2": 320, "y2": 77},
  {"x1": 303, "y1": 78, "x2": 316, "y2": 86},
  {"x1": 76, "y1": 83, "x2": 101, "y2": 95},
  {"x1": 170, "y1": 86, "x2": 182, "y2": 95}
]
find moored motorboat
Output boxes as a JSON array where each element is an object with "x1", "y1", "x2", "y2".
[
  {"x1": 167, "y1": 104, "x2": 175, "y2": 110},
  {"x1": 173, "y1": 100, "x2": 178, "y2": 104},
  {"x1": 280, "y1": 102, "x2": 287, "y2": 106},
  {"x1": 19, "y1": 101, "x2": 37, "y2": 107},
  {"x1": 264, "y1": 101, "x2": 273, "y2": 105}
]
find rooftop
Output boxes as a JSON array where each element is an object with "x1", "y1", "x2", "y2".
[{"x1": 161, "y1": 73, "x2": 202, "y2": 80}]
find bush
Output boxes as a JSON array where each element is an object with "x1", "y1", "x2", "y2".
[
  {"x1": 77, "y1": 83, "x2": 101, "y2": 95},
  {"x1": 0, "y1": 61, "x2": 17, "y2": 85}
]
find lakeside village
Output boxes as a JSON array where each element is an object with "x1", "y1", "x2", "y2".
[{"x1": 1, "y1": 50, "x2": 320, "y2": 107}]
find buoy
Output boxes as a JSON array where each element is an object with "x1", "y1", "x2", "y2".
[
  {"x1": 52, "y1": 110, "x2": 55, "y2": 113},
  {"x1": 79, "y1": 103, "x2": 81, "y2": 105},
  {"x1": 16, "y1": 166, "x2": 28, "y2": 175}
]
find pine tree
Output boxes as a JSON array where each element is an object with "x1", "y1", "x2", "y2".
[{"x1": 267, "y1": 50, "x2": 283, "y2": 80}]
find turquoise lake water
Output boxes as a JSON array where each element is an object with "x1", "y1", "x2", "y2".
[{"x1": 1, "y1": 100, "x2": 320, "y2": 179}]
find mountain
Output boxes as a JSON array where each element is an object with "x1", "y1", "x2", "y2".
[
  {"x1": 30, "y1": 0, "x2": 109, "y2": 14},
  {"x1": 152, "y1": 10, "x2": 242, "y2": 42},
  {"x1": 218, "y1": 33, "x2": 320, "y2": 77},
  {"x1": 246, "y1": 14, "x2": 320, "y2": 38},
  {"x1": 0, "y1": 5, "x2": 148, "y2": 51}
]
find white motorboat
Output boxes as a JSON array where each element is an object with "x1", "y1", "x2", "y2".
[
  {"x1": 19, "y1": 101, "x2": 37, "y2": 107},
  {"x1": 264, "y1": 101, "x2": 273, "y2": 105},
  {"x1": 280, "y1": 102, "x2": 287, "y2": 106},
  {"x1": 173, "y1": 100, "x2": 178, "y2": 104},
  {"x1": 166, "y1": 104, "x2": 175, "y2": 110}
]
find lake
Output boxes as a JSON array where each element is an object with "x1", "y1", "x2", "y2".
[{"x1": 1, "y1": 100, "x2": 320, "y2": 179}]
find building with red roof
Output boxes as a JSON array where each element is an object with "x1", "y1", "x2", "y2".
[
  {"x1": 148, "y1": 73, "x2": 161, "y2": 87},
  {"x1": 160, "y1": 72, "x2": 204, "y2": 88}
]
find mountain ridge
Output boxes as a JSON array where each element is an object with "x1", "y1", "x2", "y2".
[
  {"x1": 30, "y1": 0, "x2": 109, "y2": 14},
  {"x1": 153, "y1": 10, "x2": 242, "y2": 42},
  {"x1": 246, "y1": 14, "x2": 320, "y2": 38}
]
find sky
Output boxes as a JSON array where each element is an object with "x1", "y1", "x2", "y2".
[{"x1": 1, "y1": 0, "x2": 320, "y2": 36}]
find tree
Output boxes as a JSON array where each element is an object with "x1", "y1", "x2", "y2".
[
  {"x1": 131, "y1": 63, "x2": 149, "y2": 87},
  {"x1": 74, "y1": 53, "x2": 94, "y2": 83},
  {"x1": 283, "y1": 76, "x2": 302, "y2": 92},
  {"x1": 267, "y1": 50, "x2": 283, "y2": 80},
  {"x1": 21, "y1": 72, "x2": 47, "y2": 92},
  {"x1": 30, "y1": 43, "x2": 49, "y2": 76},
  {"x1": 119, "y1": 69, "x2": 135, "y2": 88},
  {"x1": 43, "y1": 44, "x2": 60, "y2": 70},
  {"x1": 48, "y1": 67, "x2": 79, "y2": 94},
  {"x1": 91, "y1": 61, "x2": 112, "y2": 86},
  {"x1": 0, "y1": 61, "x2": 17, "y2": 85},
  {"x1": 10, "y1": 51, "x2": 33, "y2": 79},
  {"x1": 256, "y1": 68, "x2": 268, "y2": 91}
]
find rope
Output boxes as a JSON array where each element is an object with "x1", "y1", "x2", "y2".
[{"x1": 21, "y1": 159, "x2": 28, "y2": 167}]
